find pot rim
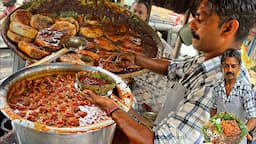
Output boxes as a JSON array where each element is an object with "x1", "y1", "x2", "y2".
[{"x1": 0, "y1": 63, "x2": 132, "y2": 134}]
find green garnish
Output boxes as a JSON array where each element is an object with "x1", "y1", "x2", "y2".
[
  {"x1": 202, "y1": 112, "x2": 249, "y2": 143},
  {"x1": 59, "y1": 11, "x2": 79, "y2": 18},
  {"x1": 102, "y1": 15, "x2": 107, "y2": 21}
]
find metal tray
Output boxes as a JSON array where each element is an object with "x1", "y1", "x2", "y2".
[{"x1": 1, "y1": 0, "x2": 163, "y2": 77}]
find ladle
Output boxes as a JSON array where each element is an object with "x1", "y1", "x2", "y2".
[
  {"x1": 29, "y1": 36, "x2": 88, "y2": 67},
  {"x1": 74, "y1": 82, "x2": 113, "y2": 97}
]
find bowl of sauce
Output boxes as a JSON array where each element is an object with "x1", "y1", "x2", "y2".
[{"x1": 76, "y1": 71, "x2": 116, "y2": 96}]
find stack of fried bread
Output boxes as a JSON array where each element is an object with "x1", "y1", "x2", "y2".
[
  {"x1": 7, "y1": 9, "x2": 77, "y2": 59},
  {"x1": 4, "y1": 0, "x2": 159, "y2": 74}
]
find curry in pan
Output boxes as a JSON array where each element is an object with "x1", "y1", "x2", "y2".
[{"x1": 7, "y1": 71, "x2": 110, "y2": 127}]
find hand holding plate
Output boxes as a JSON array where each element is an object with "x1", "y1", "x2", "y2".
[{"x1": 82, "y1": 90, "x2": 117, "y2": 111}]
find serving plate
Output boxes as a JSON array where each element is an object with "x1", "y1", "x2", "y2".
[{"x1": 1, "y1": 0, "x2": 163, "y2": 78}]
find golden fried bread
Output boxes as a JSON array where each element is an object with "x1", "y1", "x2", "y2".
[
  {"x1": 59, "y1": 53, "x2": 93, "y2": 65},
  {"x1": 50, "y1": 21, "x2": 77, "y2": 37},
  {"x1": 9, "y1": 22, "x2": 38, "y2": 39},
  {"x1": 5, "y1": 7, "x2": 152, "y2": 75},
  {"x1": 18, "y1": 41, "x2": 50, "y2": 59},
  {"x1": 76, "y1": 49, "x2": 100, "y2": 60},
  {"x1": 104, "y1": 32, "x2": 124, "y2": 42},
  {"x1": 56, "y1": 17, "x2": 79, "y2": 33},
  {"x1": 94, "y1": 37, "x2": 118, "y2": 51},
  {"x1": 104, "y1": 24, "x2": 127, "y2": 34},
  {"x1": 79, "y1": 26, "x2": 103, "y2": 38},
  {"x1": 84, "y1": 19, "x2": 99, "y2": 25},
  {"x1": 7, "y1": 30, "x2": 33, "y2": 43},
  {"x1": 117, "y1": 45, "x2": 143, "y2": 56},
  {"x1": 121, "y1": 40, "x2": 143, "y2": 52},
  {"x1": 10, "y1": 9, "x2": 32, "y2": 25},
  {"x1": 35, "y1": 28, "x2": 64, "y2": 52},
  {"x1": 30, "y1": 14, "x2": 54, "y2": 30}
]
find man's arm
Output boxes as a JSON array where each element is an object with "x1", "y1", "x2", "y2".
[
  {"x1": 135, "y1": 55, "x2": 170, "y2": 75},
  {"x1": 246, "y1": 118, "x2": 256, "y2": 141},
  {"x1": 210, "y1": 108, "x2": 217, "y2": 117},
  {"x1": 111, "y1": 109, "x2": 154, "y2": 144},
  {"x1": 116, "y1": 53, "x2": 170, "y2": 75},
  {"x1": 242, "y1": 85, "x2": 256, "y2": 132},
  {"x1": 246, "y1": 118, "x2": 256, "y2": 132},
  {"x1": 241, "y1": 84, "x2": 256, "y2": 140},
  {"x1": 83, "y1": 90, "x2": 154, "y2": 144}
]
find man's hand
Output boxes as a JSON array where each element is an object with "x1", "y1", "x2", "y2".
[
  {"x1": 116, "y1": 52, "x2": 170, "y2": 75},
  {"x1": 247, "y1": 133, "x2": 252, "y2": 141},
  {"x1": 115, "y1": 52, "x2": 136, "y2": 68},
  {"x1": 82, "y1": 90, "x2": 117, "y2": 111},
  {"x1": 245, "y1": 118, "x2": 256, "y2": 141},
  {"x1": 83, "y1": 90, "x2": 154, "y2": 144}
]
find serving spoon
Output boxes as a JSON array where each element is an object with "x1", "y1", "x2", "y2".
[
  {"x1": 74, "y1": 82, "x2": 113, "y2": 97},
  {"x1": 29, "y1": 36, "x2": 88, "y2": 67}
]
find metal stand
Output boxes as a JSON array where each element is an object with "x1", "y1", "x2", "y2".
[{"x1": 12, "y1": 52, "x2": 25, "y2": 73}]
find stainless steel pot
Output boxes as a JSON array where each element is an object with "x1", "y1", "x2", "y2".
[{"x1": 0, "y1": 63, "x2": 132, "y2": 144}]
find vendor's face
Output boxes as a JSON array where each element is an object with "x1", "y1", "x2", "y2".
[
  {"x1": 189, "y1": 0, "x2": 223, "y2": 53},
  {"x1": 222, "y1": 57, "x2": 240, "y2": 81},
  {"x1": 130, "y1": 3, "x2": 148, "y2": 21}
]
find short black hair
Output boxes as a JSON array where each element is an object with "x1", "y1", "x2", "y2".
[
  {"x1": 221, "y1": 48, "x2": 241, "y2": 65},
  {"x1": 207, "y1": 0, "x2": 256, "y2": 42},
  {"x1": 131, "y1": 0, "x2": 150, "y2": 14}
]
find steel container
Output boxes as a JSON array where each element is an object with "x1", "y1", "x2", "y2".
[{"x1": 0, "y1": 63, "x2": 132, "y2": 144}]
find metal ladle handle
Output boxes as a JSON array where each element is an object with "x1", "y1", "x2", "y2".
[
  {"x1": 28, "y1": 48, "x2": 70, "y2": 67},
  {"x1": 28, "y1": 36, "x2": 88, "y2": 67}
]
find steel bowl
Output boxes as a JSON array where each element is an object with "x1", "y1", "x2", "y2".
[
  {"x1": 0, "y1": 63, "x2": 132, "y2": 144},
  {"x1": 76, "y1": 71, "x2": 116, "y2": 96}
]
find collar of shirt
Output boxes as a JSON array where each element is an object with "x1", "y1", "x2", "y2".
[
  {"x1": 201, "y1": 56, "x2": 221, "y2": 72},
  {"x1": 217, "y1": 76, "x2": 248, "y2": 102},
  {"x1": 222, "y1": 76, "x2": 248, "y2": 90}
]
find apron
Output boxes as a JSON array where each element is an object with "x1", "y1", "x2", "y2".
[
  {"x1": 154, "y1": 82, "x2": 187, "y2": 125},
  {"x1": 216, "y1": 95, "x2": 246, "y2": 122}
]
